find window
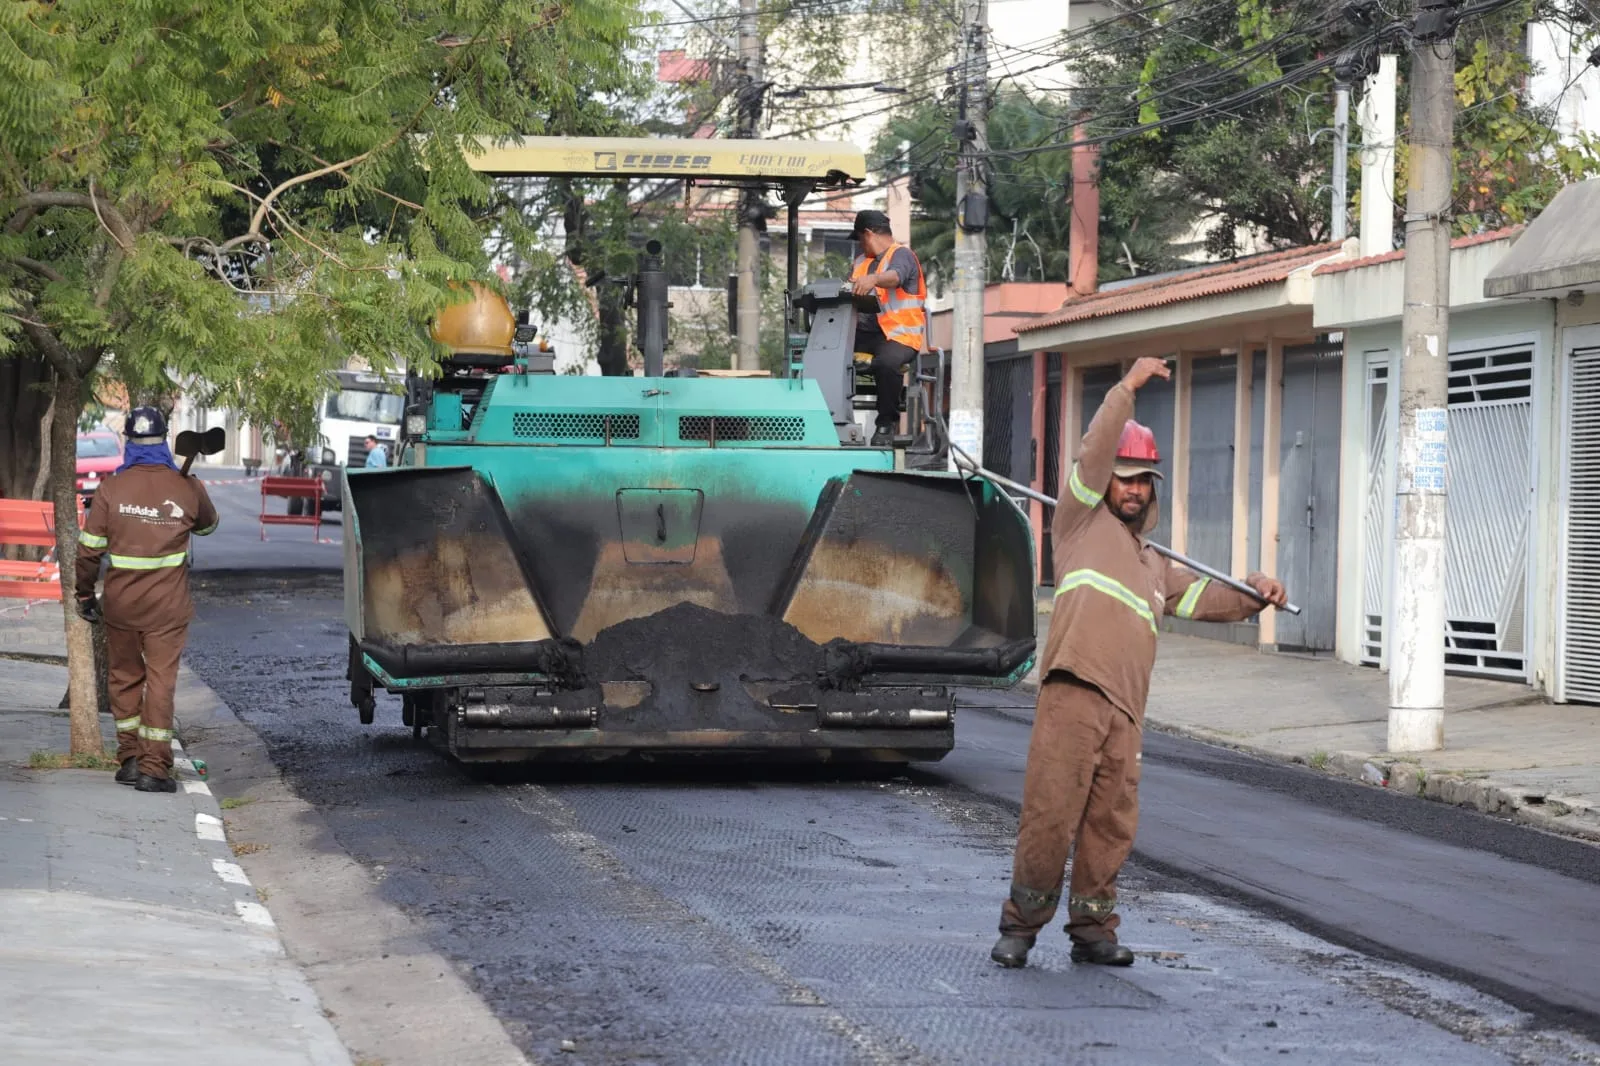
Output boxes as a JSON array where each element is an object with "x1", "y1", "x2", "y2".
[
  {"x1": 76, "y1": 436, "x2": 120, "y2": 459},
  {"x1": 326, "y1": 390, "x2": 404, "y2": 425}
]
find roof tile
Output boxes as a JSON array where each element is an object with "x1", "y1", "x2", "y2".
[
  {"x1": 1312, "y1": 226, "x2": 1523, "y2": 276},
  {"x1": 1017, "y1": 243, "x2": 1342, "y2": 334}
]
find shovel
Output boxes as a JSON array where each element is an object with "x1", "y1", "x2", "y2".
[{"x1": 174, "y1": 426, "x2": 227, "y2": 476}]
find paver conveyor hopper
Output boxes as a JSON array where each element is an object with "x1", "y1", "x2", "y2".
[{"x1": 341, "y1": 137, "x2": 1036, "y2": 763}]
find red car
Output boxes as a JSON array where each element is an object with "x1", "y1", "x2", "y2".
[{"x1": 76, "y1": 432, "x2": 123, "y2": 499}]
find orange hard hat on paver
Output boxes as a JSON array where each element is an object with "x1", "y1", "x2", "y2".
[{"x1": 1113, "y1": 420, "x2": 1164, "y2": 480}]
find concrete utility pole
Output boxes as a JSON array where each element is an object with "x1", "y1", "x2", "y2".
[
  {"x1": 734, "y1": 0, "x2": 763, "y2": 370},
  {"x1": 1331, "y1": 82, "x2": 1351, "y2": 242},
  {"x1": 948, "y1": 0, "x2": 989, "y2": 466},
  {"x1": 1389, "y1": 4, "x2": 1457, "y2": 752}
]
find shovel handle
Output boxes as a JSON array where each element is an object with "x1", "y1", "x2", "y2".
[{"x1": 946, "y1": 447, "x2": 1303, "y2": 616}]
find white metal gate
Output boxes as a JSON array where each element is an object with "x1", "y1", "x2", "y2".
[
  {"x1": 1559, "y1": 340, "x2": 1600, "y2": 702},
  {"x1": 1362, "y1": 342, "x2": 1533, "y2": 680},
  {"x1": 1362, "y1": 354, "x2": 1394, "y2": 667}
]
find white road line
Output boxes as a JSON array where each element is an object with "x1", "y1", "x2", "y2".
[
  {"x1": 196, "y1": 812, "x2": 225, "y2": 842},
  {"x1": 182, "y1": 779, "x2": 211, "y2": 796},
  {"x1": 235, "y1": 900, "x2": 277, "y2": 928},
  {"x1": 213, "y1": 859, "x2": 252, "y2": 886}
]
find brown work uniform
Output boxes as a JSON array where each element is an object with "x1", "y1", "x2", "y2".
[
  {"x1": 999, "y1": 382, "x2": 1267, "y2": 946},
  {"x1": 74, "y1": 464, "x2": 218, "y2": 777}
]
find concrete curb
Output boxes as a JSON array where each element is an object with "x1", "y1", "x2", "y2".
[
  {"x1": 1145, "y1": 718, "x2": 1600, "y2": 845},
  {"x1": 170, "y1": 665, "x2": 536, "y2": 1066},
  {"x1": 166, "y1": 736, "x2": 293, "y2": 945},
  {"x1": 1017, "y1": 661, "x2": 1600, "y2": 844}
]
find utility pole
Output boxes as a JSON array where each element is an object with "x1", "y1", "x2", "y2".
[
  {"x1": 948, "y1": 0, "x2": 988, "y2": 467},
  {"x1": 1331, "y1": 81, "x2": 1351, "y2": 242},
  {"x1": 734, "y1": 0, "x2": 763, "y2": 370},
  {"x1": 1389, "y1": 0, "x2": 1457, "y2": 752}
]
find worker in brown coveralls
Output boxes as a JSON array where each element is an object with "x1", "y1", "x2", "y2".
[
  {"x1": 992, "y1": 356, "x2": 1287, "y2": 968},
  {"x1": 74, "y1": 406, "x2": 219, "y2": 793}
]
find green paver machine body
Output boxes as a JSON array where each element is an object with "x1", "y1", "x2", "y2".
[{"x1": 341, "y1": 137, "x2": 1036, "y2": 763}]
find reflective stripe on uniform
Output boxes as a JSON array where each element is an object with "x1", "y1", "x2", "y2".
[
  {"x1": 78, "y1": 530, "x2": 108, "y2": 549},
  {"x1": 114, "y1": 715, "x2": 141, "y2": 733},
  {"x1": 193, "y1": 522, "x2": 218, "y2": 536},
  {"x1": 108, "y1": 552, "x2": 187, "y2": 570},
  {"x1": 1174, "y1": 577, "x2": 1210, "y2": 619},
  {"x1": 1054, "y1": 569, "x2": 1158, "y2": 634},
  {"x1": 1067, "y1": 463, "x2": 1103, "y2": 508},
  {"x1": 1068, "y1": 895, "x2": 1117, "y2": 917},
  {"x1": 138, "y1": 725, "x2": 174, "y2": 742}
]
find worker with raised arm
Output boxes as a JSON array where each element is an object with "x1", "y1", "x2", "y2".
[
  {"x1": 74, "y1": 406, "x2": 219, "y2": 794},
  {"x1": 991, "y1": 357, "x2": 1288, "y2": 968}
]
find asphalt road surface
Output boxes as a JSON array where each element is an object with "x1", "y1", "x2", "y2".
[
  {"x1": 187, "y1": 467, "x2": 344, "y2": 572},
  {"x1": 184, "y1": 571, "x2": 1600, "y2": 1065}
]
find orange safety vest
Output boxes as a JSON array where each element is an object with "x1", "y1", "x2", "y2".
[{"x1": 849, "y1": 242, "x2": 927, "y2": 351}]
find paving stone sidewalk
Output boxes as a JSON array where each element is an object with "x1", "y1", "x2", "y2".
[
  {"x1": 0, "y1": 651, "x2": 352, "y2": 1065},
  {"x1": 1023, "y1": 604, "x2": 1600, "y2": 843}
]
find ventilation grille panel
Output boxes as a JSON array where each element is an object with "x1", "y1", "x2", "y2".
[
  {"x1": 677, "y1": 415, "x2": 806, "y2": 442},
  {"x1": 511, "y1": 412, "x2": 641, "y2": 440},
  {"x1": 1563, "y1": 348, "x2": 1600, "y2": 702}
]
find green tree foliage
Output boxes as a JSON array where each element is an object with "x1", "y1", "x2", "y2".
[
  {"x1": 1, "y1": 0, "x2": 645, "y2": 428},
  {"x1": 1442, "y1": 17, "x2": 1600, "y2": 233},
  {"x1": 873, "y1": 91, "x2": 1202, "y2": 287},
  {"x1": 1063, "y1": 0, "x2": 1600, "y2": 253},
  {"x1": 0, "y1": 0, "x2": 643, "y2": 750}
]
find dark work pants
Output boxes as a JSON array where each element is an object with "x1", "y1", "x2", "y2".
[
  {"x1": 999, "y1": 672, "x2": 1143, "y2": 945},
  {"x1": 105, "y1": 623, "x2": 188, "y2": 778},
  {"x1": 868, "y1": 337, "x2": 918, "y2": 430}
]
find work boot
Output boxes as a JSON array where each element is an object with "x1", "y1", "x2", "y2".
[
  {"x1": 115, "y1": 757, "x2": 139, "y2": 786},
  {"x1": 870, "y1": 426, "x2": 894, "y2": 447},
  {"x1": 1070, "y1": 940, "x2": 1135, "y2": 966},
  {"x1": 990, "y1": 934, "x2": 1034, "y2": 969},
  {"x1": 135, "y1": 773, "x2": 177, "y2": 794}
]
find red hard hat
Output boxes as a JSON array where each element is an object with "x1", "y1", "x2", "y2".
[{"x1": 1114, "y1": 420, "x2": 1163, "y2": 479}]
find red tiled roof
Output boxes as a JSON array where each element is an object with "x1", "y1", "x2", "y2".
[
  {"x1": 1312, "y1": 226, "x2": 1523, "y2": 275},
  {"x1": 1016, "y1": 243, "x2": 1343, "y2": 334}
]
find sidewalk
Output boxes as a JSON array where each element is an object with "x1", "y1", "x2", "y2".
[
  {"x1": 1024, "y1": 603, "x2": 1600, "y2": 843},
  {"x1": 0, "y1": 632, "x2": 351, "y2": 1063}
]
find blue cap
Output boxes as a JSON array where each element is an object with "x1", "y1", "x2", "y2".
[{"x1": 125, "y1": 406, "x2": 168, "y2": 442}]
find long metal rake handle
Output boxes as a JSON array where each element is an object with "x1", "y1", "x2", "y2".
[{"x1": 944, "y1": 442, "x2": 1303, "y2": 617}]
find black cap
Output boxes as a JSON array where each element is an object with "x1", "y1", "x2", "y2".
[{"x1": 850, "y1": 209, "x2": 893, "y2": 239}]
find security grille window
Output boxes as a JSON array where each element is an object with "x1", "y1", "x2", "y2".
[
  {"x1": 677, "y1": 415, "x2": 805, "y2": 442},
  {"x1": 510, "y1": 412, "x2": 642, "y2": 440},
  {"x1": 983, "y1": 354, "x2": 1034, "y2": 512},
  {"x1": 1562, "y1": 347, "x2": 1600, "y2": 702}
]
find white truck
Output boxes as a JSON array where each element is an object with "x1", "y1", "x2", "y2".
[{"x1": 288, "y1": 369, "x2": 406, "y2": 514}]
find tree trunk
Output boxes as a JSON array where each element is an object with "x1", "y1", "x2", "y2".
[
  {"x1": 596, "y1": 282, "x2": 631, "y2": 377},
  {"x1": 0, "y1": 347, "x2": 53, "y2": 501},
  {"x1": 31, "y1": 393, "x2": 56, "y2": 501},
  {"x1": 50, "y1": 369, "x2": 104, "y2": 755}
]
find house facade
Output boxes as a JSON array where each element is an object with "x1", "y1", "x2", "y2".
[
  {"x1": 998, "y1": 213, "x2": 1600, "y2": 706},
  {"x1": 1314, "y1": 230, "x2": 1544, "y2": 685}
]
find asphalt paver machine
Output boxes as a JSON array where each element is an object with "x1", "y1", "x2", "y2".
[{"x1": 342, "y1": 137, "x2": 1037, "y2": 764}]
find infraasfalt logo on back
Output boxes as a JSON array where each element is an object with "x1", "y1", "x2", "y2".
[{"x1": 117, "y1": 499, "x2": 184, "y2": 523}]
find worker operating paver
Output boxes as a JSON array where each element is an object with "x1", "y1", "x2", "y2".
[{"x1": 991, "y1": 357, "x2": 1289, "y2": 968}]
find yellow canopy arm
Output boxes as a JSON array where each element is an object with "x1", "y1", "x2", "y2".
[{"x1": 456, "y1": 136, "x2": 867, "y2": 187}]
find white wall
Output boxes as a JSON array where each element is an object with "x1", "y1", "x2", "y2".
[{"x1": 1527, "y1": 20, "x2": 1600, "y2": 146}]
